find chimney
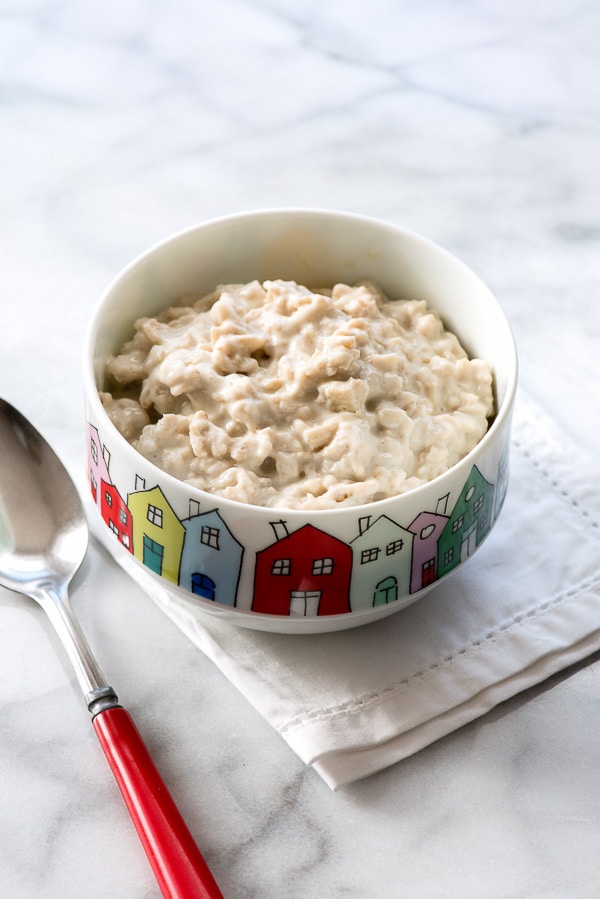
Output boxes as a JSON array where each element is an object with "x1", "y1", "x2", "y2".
[
  {"x1": 436, "y1": 493, "x2": 450, "y2": 515},
  {"x1": 358, "y1": 515, "x2": 371, "y2": 536},
  {"x1": 270, "y1": 520, "x2": 290, "y2": 542},
  {"x1": 189, "y1": 499, "x2": 201, "y2": 518}
]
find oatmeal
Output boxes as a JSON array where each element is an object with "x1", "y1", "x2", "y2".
[{"x1": 101, "y1": 280, "x2": 494, "y2": 509}]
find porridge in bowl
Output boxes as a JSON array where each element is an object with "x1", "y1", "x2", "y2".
[{"x1": 101, "y1": 278, "x2": 494, "y2": 510}]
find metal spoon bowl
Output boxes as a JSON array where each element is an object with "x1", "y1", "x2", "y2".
[{"x1": 0, "y1": 399, "x2": 223, "y2": 899}]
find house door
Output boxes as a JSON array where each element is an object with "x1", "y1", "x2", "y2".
[
  {"x1": 373, "y1": 576, "x2": 398, "y2": 606},
  {"x1": 191, "y1": 572, "x2": 216, "y2": 601},
  {"x1": 143, "y1": 535, "x2": 164, "y2": 575},
  {"x1": 460, "y1": 525, "x2": 477, "y2": 562},
  {"x1": 421, "y1": 558, "x2": 437, "y2": 587},
  {"x1": 289, "y1": 591, "x2": 321, "y2": 617}
]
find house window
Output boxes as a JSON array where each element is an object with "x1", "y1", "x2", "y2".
[
  {"x1": 465, "y1": 485, "x2": 476, "y2": 502},
  {"x1": 104, "y1": 490, "x2": 113, "y2": 508},
  {"x1": 200, "y1": 525, "x2": 220, "y2": 550},
  {"x1": 147, "y1": 504, "x2": 163, "y2": 527},
  {"x1": 443, "y1": 548, "x2": 455, "y2": 567},
  {"x1": 451, "y1": 514, "x2": 464, "y2": 533},
  {"x1": 386, "y1": 539, "x2": 404, "y2": 556},
  {"x1": 272, "y1": 558, "x2": 291, "y2": 576},
  {"x1": 474, "y1": 495, "x2": 485, "y2": 514},
  {"x1": 90, "y1": 438, "x2": 98, "y2": 464},
  {"x1": 108, "y1": 520, "x2": 118, "y2": 536},
  {"x1": 420, "y1": 523, "x2": 435, "y2": 540},
  {"x1": 119, "y1": 508, "x2": 128, "y2": 525},
  {"x1": 122, "y1": 535, "x2": 130, "y2": 548},
  {"x1": 361, "y1": 547, "x2": 380, "y2": 564},
  {"x1": 312, "y1": 557, "x2": 334, "y2": 575}
]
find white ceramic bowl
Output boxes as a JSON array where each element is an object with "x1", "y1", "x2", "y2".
[{"x1": 84, "y1": 209, "x2": 517, "y2": 633}]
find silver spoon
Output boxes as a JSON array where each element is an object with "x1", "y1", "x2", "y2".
[{"x1": 0, "y1": 399, "x2": 224, "y2": 899}]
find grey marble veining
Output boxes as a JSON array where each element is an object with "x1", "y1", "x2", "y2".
[{"x1": 2, "y1": 1, "x2": 600, "y2": 896}]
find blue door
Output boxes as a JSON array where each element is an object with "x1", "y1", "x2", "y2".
[{"x1": 191, "y1": 572, "x2": 216, "y2": 600}]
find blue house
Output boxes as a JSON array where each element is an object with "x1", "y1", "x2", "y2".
[{"x1": 179, "y1": 507, "x2": 244, "y2": 607}]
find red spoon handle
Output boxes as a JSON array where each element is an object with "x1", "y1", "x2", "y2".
[{"x1": 93, "y1": 706, "x2": 224, "y2": 899}]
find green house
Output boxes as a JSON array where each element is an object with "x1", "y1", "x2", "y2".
[{"x1": 437, "y1": 465, "x2": 495, "y2": 580}]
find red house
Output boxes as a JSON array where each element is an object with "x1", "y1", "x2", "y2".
[
  {"x1": 100, "y1": 480, "x2": 133, "y2": 552},
  {"x1": 252, "y1": 523, "x2": 352, "y2": 617}
]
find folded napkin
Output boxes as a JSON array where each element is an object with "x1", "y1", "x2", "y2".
[{"x1": 89, "y1": 389, "x2": 600, "y2": 790}]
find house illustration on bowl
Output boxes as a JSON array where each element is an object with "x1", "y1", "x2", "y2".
[
  {"x1": 349, "y1": 514, "x2": 414, "y2": 611},
  {"x1": 88, "y1": 424, "x2": 133, "y2": 551},
  {"x1": 252, "y1": 522, "x2": 352, "y2": 617},
  {"x1": 100, "y1": 480, "x2": 133, "y2": 551},
  {"x1": 437, "y1": 465, "x2": 495, "y2": 580},
  {"x1": 407, "y1": 509, "x2": 450, "y2": 594},
  {"x1": 88, "y1": 423, "x2": 111, "y2": 507},
  {"x1": 127, "y1": 483, "x2": 185, "y2": 585},
  {"x1": 494, "y1": 444, "x2": 510, "y2": 520},
  {"x1": 179, "y1": 503, "x2": 244, "y2": 606}
]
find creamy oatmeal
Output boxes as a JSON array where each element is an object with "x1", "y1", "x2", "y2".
[{"x1": 101, "y1": 280, "x2": 494, "y2": 509}]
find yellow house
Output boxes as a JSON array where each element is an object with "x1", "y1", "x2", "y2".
[{"x1": 127, "y1": 485, "x2": 185, "y2": 584}]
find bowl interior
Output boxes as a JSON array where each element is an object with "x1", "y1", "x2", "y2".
[{"x1": 90, "y1": 209, "x2": 516, "y2": 412}]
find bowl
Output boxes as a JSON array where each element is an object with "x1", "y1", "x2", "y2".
[{"x1": 84, "y1": 209, "x2": 517, "y2": 634}]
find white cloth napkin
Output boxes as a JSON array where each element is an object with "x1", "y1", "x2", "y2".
[{"x1": 89, "y1": 389, "x2": 600, "y2": 790}]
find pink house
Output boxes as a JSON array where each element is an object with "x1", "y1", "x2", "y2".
[
  {"x1": 88, "y1": 424, "x2": 111, "y2": 507},
  {"x1": 408, "y1": 510, "x2": 449, "y2": 593}
]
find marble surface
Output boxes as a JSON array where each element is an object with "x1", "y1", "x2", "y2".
[{"x1": 2, "y1": 1, "x2": 600, "y2": 896}]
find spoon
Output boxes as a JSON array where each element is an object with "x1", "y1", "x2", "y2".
[{"x1": 0, "y1": 399, "x2": 224, "y2": 899}]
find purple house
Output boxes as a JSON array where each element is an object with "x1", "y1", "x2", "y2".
[{"x1": 408, "y1": 510, "x2": 449, "y2": 593}]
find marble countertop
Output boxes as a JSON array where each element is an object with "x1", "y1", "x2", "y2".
[{"x1": 2, "y1": 2, "x2": 600, "y2": 896}]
